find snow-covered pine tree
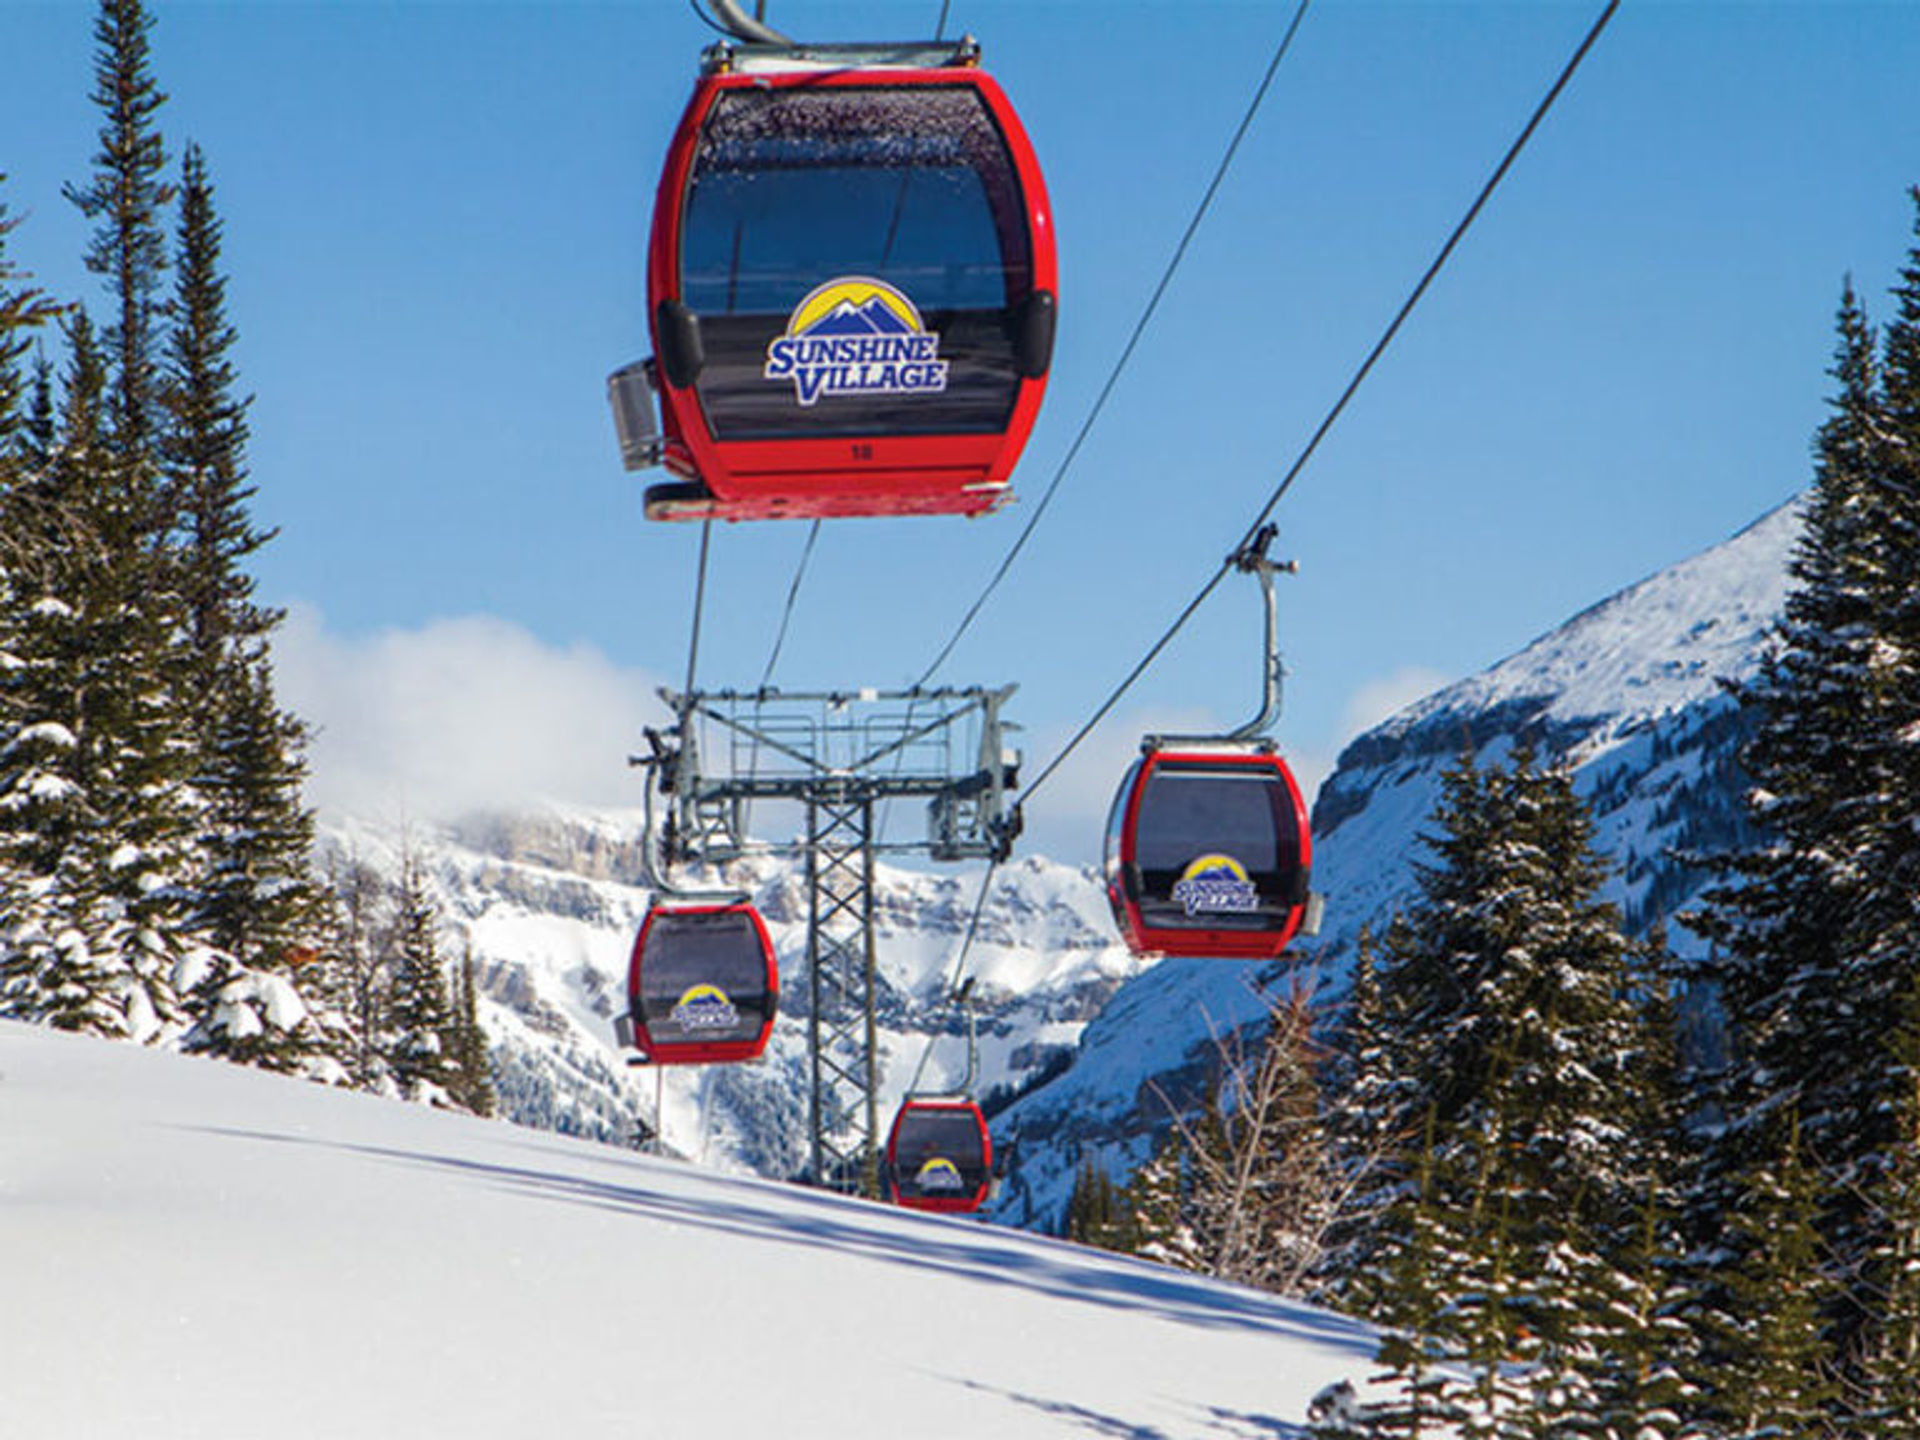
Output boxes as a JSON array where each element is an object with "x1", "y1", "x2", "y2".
[
  {"x1": 7, "y1": 0, "x2": 201, "y2": 1041},
  {"x1": 383, "y1": 843, "x2": 462, "y2": 1106},
  {"x1": 1331, "y1": 744, "x2": 1682, "y2": 1433},
  {"x1": 161, "y1": 141, "x2": 339, "y2": 1073},
  {"x1": 0, "y1": 176, "x2": 71, "y2": 1012},
  {"x1": 1851, "y1": 965, "x2": 1920, "y2": 1436},
  {"x1": 1128, "y1": 1125, "x2": 1201, "y2": 1273},
  {"x1": 0, "y1": 312, "x2": 185, "y2": 1039},
  {"x1": 173, "y1": 670, "x2": 344, "y2": 1081},
  {"x1": 445, "y1": 944, "x2": 496, "y2": 1118},
  {"x1": 1314, "y1": 925, "x2": 1421, "y2": 1313},
  {"x1": 320, "y1": 847, "x2": 391, "y2": 1092},
  {"x1": 1702, "y1": 1111, "x2": 1843, "y2": 1439},
  {"x1": 1578, "y1": 1180, "x2": 1699, "y2": 1440},
  {"x1": 1320, "y1": 1108, "x2": 1475, "y2": 1440},
  {"x1": 1691, "y1": 228, "x2": 1920, "y2": 1357}
]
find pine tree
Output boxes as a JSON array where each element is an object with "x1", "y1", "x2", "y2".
[
  {"x1": 1316, "y1": 926, "x2": 1421, "y2": 1313},
  {"x1": 0, "y1": 175, "x2": 71, "y2": 1006},
  {"x1": 1703, "y1": 1111, "x2": 1843, "y2": 1439},
  {"x1": 1065, "y1": 1156, "x2": 1122, "y2": 1247},
  {"x1": 163, "y1": 142, "x2": 276, "y2": 666},
  {"x1": 2, "y1": 0, "x2": 200, "y2": 1041},
  {"x1": 163, "y1": 141, "x2": 321, "y2": 967},
  {"x1": 190, "y1": 659, "x2": 323, "y2": 970},
  {"x1": 1367, "y1": 748, "x2": 1660, "y2": 1274},
  {"x1": 1580, "y1": 1179, "x2": 1700, "y2": 1440},
  {"x1": 0, "y1": 176, "x2": 66, "y2": 465},
  {"x1": 1316, "y1": 745, "x2": 1687, "y2": 1435},
  {"x1": 0, "y1": 312, "x2": 185, "y2": 1038},
  {"x1": 1852, "y1": 966, "x2": 1920, "y2": 1436},
  {"x1": 1129, "y1": 1126, "x2": 1201, "y2": 1272},
  {"x1": 321, "y1": 847, "x2": 391, "y2": 1091},
  {"x1": 63, "y1": 0, "x2": 172, "y2": 462},
  {"x1": 1336, "y1": 1109, "x2": 1476, "y2": 1440},
  {"x1": 1691, "y1": 209, "x2": 1920, "y2": 1357},
  {"x1": 445, "y1": 945, "x2": 496, "y2": 1118},
  {"x1": 383, "y1": 844, "x2": 459, "y2": 1105}
]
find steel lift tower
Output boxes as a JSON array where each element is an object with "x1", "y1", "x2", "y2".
[{"x1": 639, "y1": 684, "x2": 1019, "y2": 1196}]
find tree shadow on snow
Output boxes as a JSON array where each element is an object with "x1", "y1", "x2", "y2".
[
  {"x1": 948, "y1": 1379, "x2": 1312, "y2": 1439},
  {"x1": 182, "y1": 1123, "x2": 1375, "y2": 1358}
]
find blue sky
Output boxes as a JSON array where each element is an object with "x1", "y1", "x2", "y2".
[{"x1": 5, "y1": 0, "x2": 1918, "y2": 864}]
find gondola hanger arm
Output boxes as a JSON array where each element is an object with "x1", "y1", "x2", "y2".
[
  {"x1": 699, "y1": 0, "x2": 979, "y2": 70},
  {"x1": 706, "y1": 0, "x2": 789, "y2": 46}
]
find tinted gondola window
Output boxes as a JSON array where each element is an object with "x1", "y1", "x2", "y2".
[
  {"x1": 681, "y1": 85, "x2": 1031, "y2": 439},
  {"x1": 637, "y1": 909, "x2": 773, "y2": 1043},
  {"x1": 1134, "y1": 765, "x2": 1300, "y2": 930}
]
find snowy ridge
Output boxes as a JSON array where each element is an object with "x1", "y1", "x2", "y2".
[
  {"x1": 989, "y1": 497, "x2": 1804, "y2": 1230},
  {"x1": 1371, "y1": 497, "x2": 1802, "y2": 738}
]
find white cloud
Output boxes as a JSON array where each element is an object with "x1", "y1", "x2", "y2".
[
  {"x1": 271, "y1": 606, "x2": 670, "y2": 823},
  {"x1": 1339, "y1": 666, "x2": 1451, "y2": 741}
]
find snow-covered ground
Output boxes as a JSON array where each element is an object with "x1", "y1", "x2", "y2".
[{"x1": 0, "y1": 1019, "x2": 1376, "y2": 1438}]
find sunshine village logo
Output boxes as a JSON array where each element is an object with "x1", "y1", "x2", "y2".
[
  {"x1": 670, "y1": 984, "x2": 740, "y2": 1032},
  {"x1": 1171, "y1": 854, "x2": 1260, "y2": 917},
  {"x1": 915, "y1": 1157, "x2": 966, "y2": 1192},
  {"x1": 763, "y1": 277, "x2": 949, "y2": 407}
]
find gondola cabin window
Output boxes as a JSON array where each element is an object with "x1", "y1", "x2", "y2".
[
  {"x1": 1105, "y1": 751, "x2": 1313, "y2": 961},
  {"x1": 627, "y1": 903, "x2": 778, "y2": 1064},
  {"x1": 681, "y1": 85, "x2": 1030, "y2": 441},
  {"x1": 886, "y1": 1100, "x2": 992, "y2": 1212}
]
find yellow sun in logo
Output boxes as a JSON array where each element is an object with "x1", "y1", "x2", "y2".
[
  {"x1": 1178, "y1": 853, "x2": 1250, "y2": 884},
  {"x1": 915, "y1": 1156, "x2": 964, "y2": 1190},
  {"x1": 785, "y1": 276, "x2": 926, "y2": 337}
]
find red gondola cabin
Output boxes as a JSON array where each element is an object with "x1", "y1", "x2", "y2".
[
  {"x1": 1104, "y1": 747, "x2": 1313, "y2": 961},
  {"x1": 885, "y1": 1098, "x2": 992, "y2": 1213},
  {"x1": 642, "y1": 54, "x2": 1056, "y2": 522},
  {"x1": 624, "y1": 901, "x2": 779, "y2": 1064}
]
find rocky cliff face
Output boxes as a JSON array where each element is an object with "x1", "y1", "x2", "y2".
[{"x1": 320, "y1": 808, "x2": 1153, "y2": 1176}]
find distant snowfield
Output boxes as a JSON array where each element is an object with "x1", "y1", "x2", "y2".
[{"x1": 0, "y1": 1021, "x2": 1375, "y2": 1439}]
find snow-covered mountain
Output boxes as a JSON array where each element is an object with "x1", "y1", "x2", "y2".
[
  {"x1": 987, "y1": 496, "x2": 1804, "y2": 1229},
  {"x1": 321, "y1": 808, "x2": 1153, "y2": 1180},
  {"x1": 334, "y1": 496, "x2": 1805, "y2": 1236}
]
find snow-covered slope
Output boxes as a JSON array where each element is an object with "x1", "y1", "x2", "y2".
[
  {"x1": 322, "y1": 810, "x2": 1152, "y2": 1179},
  {"x1": 989, "y1": 497, "x2": 1803, "y2": 1229},
  {"x1": 0, "y1": 1019, "x2": 1375, "y2": 1439}
]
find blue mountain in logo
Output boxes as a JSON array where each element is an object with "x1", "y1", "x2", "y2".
[{"x1": 803, "y1": 297, "x2": 916, "y2": 337}]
